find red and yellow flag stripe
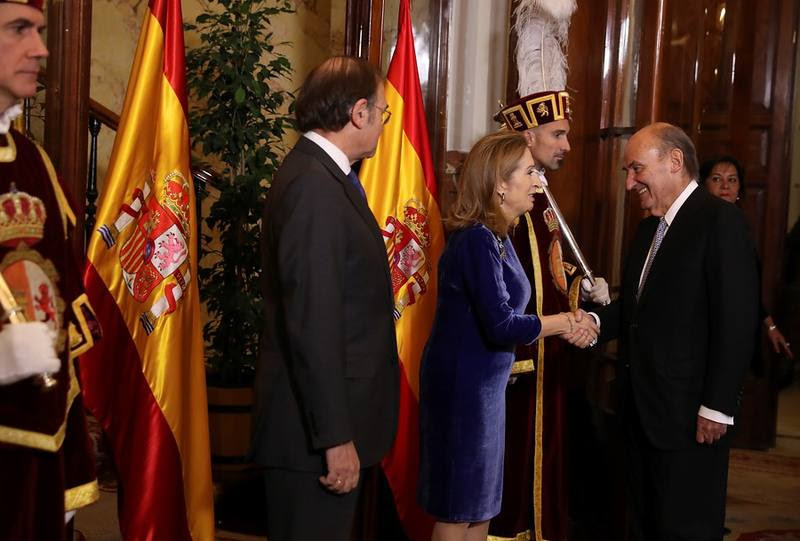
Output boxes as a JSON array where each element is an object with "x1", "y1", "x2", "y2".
[
  {"x1": 360, "y1": 0, "x2": 443, "y2": 538},
  {"x1": 79, "y1": 1, "x2": 213, "y2": 539}
]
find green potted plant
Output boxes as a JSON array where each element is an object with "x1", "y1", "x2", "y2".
[{"x1": 185, "y1": 0, "x2": 294, "y2": 469}]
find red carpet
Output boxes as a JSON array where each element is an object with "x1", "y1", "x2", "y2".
[{"x1": 737, "y1": 530, "x2": 800, "y2": 540}]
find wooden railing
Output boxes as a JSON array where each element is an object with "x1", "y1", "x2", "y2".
[
  {"x1": 21, "y1": 92, "x2": 219, "y2": 254},
  {"x1": 84, "y1": 99, "x2": 119, "y2": 246}
]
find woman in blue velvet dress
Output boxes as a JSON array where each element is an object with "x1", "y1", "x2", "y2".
[{"x1": 418, "y1": 132, "x2": 598, "y2": 541}]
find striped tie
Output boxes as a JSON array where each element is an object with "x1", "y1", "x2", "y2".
[{"x1": 637, "y1": 217, "x2": 667, "y2": 300}]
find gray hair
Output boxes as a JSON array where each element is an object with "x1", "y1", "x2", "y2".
[{"x1": 650, "y1": 122, "x2": 699, "y2": 180}]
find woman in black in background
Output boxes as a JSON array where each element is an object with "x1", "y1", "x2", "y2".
[{"x1": 700, "y1": 155, "x2": 793, "y2": 361}]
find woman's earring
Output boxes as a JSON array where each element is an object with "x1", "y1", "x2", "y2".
[{"x1": 498, "y1": 192, "x2": 505, "y2": 205}]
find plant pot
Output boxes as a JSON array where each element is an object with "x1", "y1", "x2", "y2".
[{"x1": 207, "y1": 385, "x2": 254, "y2": 482}]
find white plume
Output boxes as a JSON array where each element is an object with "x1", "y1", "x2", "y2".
[{"x1": 514, "y1": 0, "x2": 576, "y2": 95}]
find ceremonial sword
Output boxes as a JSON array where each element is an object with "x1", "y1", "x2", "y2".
[{"x1": 538, "y1": 175, "x2": 608, "y2": 304}]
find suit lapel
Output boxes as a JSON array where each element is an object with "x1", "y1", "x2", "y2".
[
  {"x1": 295, "y1": 137, "x2": 383, "y2": 237},
  {"x1": 293, "y1": 138, "x2": 391, "y2": 301},
  {"x1": 635, "y1": 188, "x2": 705, "y2": 308}
]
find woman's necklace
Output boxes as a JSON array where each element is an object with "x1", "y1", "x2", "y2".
[{"x1": 495, "y1": 234, "x2": 507, "y2": 260}]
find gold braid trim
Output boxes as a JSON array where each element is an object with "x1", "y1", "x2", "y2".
[
  {"x1": 0, "y1": 346, "x2": 80, "y2": 451},
  {"x1": 568, "y1": 273, "x2": 583, "y2": 312},
  {"x1": 510, "y1": 359, "x2": 534, "y2": 374},
  {"x1": 69, "y1": 294, "x2": 97, "y2": 359},
  {"x1": 523, "y1": 212, "x2": 548, "y2": 541},
  {"x1": 0, "y1": 132, "x2": 17, "y2": 163},
  {"x1": 34, "y1": 142, "x2": 76, "y2": 239},
  {"x1": 65, "y1": 479, "x2": 100, "y2": 511},
  {"x1": 489, "y1": 530, "x2": 532, "y2": 541}
]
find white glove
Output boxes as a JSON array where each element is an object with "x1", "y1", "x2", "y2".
[
  {"x1": 581, "y1": 277, "x2": 610, "y2": 305},
  {"x1": 0, "y1": 322, "x2": 59, "y2": 385}
]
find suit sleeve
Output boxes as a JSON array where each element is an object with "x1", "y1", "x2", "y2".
[
  {"x1": 594, "y1": 299, "x2": 621, "y2": 343},
  {"x1": 594, "y1": 217, "x2": 657, "y2": 344},
  {"x1": 461, "y1": 228, "x2": 541, "y2": 345},
  {"x1": 702, "y1": 206, "x2": 760, "y2": 415},
  {"x1": 274, "y1": 172, "x2": 352, "y2": 451}
]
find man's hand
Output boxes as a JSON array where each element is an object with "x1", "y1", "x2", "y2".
[
  {"x1": 561, "y1": 309, "x2": 599, "y2": 349},
  {"x1": 319, "y1": 440, "x2": 360, "y2": 494},
  {"x1": 581, "y1": 277, "x2": 610, "y2": 305},
  {"x1": 696, "y1": 415, "x2": 727, "y2": 444}
]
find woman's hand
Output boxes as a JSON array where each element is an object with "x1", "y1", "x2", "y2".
[
  {"x1": 765, "y1": 317, "x2": 794, "y2": 359},
  {"x1": 561, "y1": 310, "x2": 598, "y2": 349},
  {"x1": 538, "y1": 310, "x2": 598, "y2": 348}
]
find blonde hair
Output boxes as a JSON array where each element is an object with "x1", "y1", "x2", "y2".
[{"x1": 447, "y1": 131, "x2": 529, "y2": 236}]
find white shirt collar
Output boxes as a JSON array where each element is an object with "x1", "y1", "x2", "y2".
[
  {"x1": 0, "y1": 104, "x2": 22, "y2": 135},
  {"x1": 303, "y1": 131, "x2": 351, "y2": 176},
  {"x1": 663, "y1": 180, "x2": 698, "y2": 227}
]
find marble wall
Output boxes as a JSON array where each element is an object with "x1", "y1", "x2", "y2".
[
  {"x1": 446, "y1": 0, "x2": 511, "y2": 152},
  {"x1": 90, "y1": 0, "x2": 148, "y2": 185},
  {"x1": 90, "y1": 0, "x2": 347, "y2": 183}
]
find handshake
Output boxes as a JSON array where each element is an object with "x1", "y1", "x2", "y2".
[{"x1": 559, "y1": 309, "x2": 598, "y2": 349}]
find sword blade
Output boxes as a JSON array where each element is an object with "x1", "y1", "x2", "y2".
[
  {"x1": 539, "y1": 183, "x2": 596, "y2": 286},
  {"x1": 0, "y1": 272, "x2": 26, "y2": 323}
]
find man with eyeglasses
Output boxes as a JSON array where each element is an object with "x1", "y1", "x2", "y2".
[
  {"x1": 253, "y1": 56, "x2": 399, "y2": 541},
  {"x1": 372, "y1": 102, "x2": 392, "y2": 125}
]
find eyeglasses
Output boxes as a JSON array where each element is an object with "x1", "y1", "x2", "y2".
[{"x1": 371, "y1": 103, "x2": 392, "y2": 125}]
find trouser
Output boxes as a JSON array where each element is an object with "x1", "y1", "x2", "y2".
[
  {"x1": 625, "y1": 404, "x2": 730, "y2": 541},
  {"x1": 264, "y1": 467, "x2": 365, "y2": 541}
]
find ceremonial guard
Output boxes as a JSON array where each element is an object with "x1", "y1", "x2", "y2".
[
  {"x1": 489, "y1": 1, "x2": 609, "y2": 539},
  {"x1": 0, "y1": 1, "x2": 101, "y2": 538}
]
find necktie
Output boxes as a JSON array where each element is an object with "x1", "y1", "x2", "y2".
[
  {"x1": 347, "y1": 170, "x2": 366, "y2": 200},
  {"x1": 637, "y1": 217, "x2": 667, "y2": 300}
]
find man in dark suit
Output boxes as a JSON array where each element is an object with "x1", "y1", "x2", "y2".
[
  {"x1": 252, "y1": 56, "x2": 399, "y2": 541},
  {"x1": 596, "y1": 123, "x2": 760, "y2": 540}
]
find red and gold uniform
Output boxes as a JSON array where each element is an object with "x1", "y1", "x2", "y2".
[{"x1": 0, "y1": 125, "x2": 101, "y2": 540}]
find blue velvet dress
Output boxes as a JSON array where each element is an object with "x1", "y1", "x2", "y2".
[{"x1": 418, "y1": 224, "x2": 542, "y2": 522}]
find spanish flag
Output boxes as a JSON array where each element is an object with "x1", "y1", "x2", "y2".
[
  {"x1": 78, "y1": 1, "x2": 214, "y2": 539},
  {"x1": 359, "y1": 0, "x2": 443, "y2": 538}
]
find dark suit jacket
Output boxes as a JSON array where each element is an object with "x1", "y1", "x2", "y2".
[
  {"x1": 251, "y1": 136, "x2": 399, "y2": 472},
  {"x1": 597, "y1": 187, "x2": 759, "y2": 450}
]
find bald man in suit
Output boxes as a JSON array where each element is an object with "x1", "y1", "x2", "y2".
[{"x1": 595, "y1": 123, "x2": 759, "y2": 540}]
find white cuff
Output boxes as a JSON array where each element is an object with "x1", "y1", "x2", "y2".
[
  {"x1": 588, "y1": 312, "x2": 601, "y2": 329},
  {"x1": 698, "y1": 405, "x2": 734, "y2": 425},
  {"x1": 0, "y1": 322, "x2": 59, "y2": 385}
]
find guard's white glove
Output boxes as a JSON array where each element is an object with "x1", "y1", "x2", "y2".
[
  {"x1": 581, "y1": 277, "x2": 610, "y2": 305},
  {"x1": 0, "y1": 322, "x2": 59, "y2": 385}
]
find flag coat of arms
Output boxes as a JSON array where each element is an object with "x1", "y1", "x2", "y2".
[
  {"x1": 78, "y1": 1, "x2": 214, "y2": 539},
  {"x1": 360, "y1": 0, "x2": 444, "y2": 538}
]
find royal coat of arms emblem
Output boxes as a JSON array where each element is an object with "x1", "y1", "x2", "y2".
[
  {"x1": 0, "y1": 185, "x2": 67, "y2": 353},
  {"x1": 382, "y1": 199, "x2": 432, "y2": 320},
  {"x1": 98, "y1": 171, "x2": 192, "y2": 334}
]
